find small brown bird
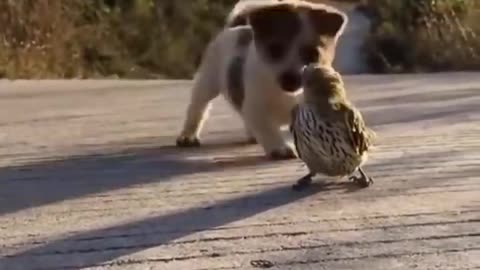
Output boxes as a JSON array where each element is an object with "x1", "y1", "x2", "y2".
[{"x1": 290, "y1": 64, "x2": 376, "y2": 190}]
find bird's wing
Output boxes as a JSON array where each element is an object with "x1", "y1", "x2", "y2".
[{"x1": 344, "y1": 105, "x2": 375, "y2": 154}]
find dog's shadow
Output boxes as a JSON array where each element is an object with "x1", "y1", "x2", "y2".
[
  {"x1": 0, "y1": 137, "x2": 359, "y2": 269},
  {"x1": 0, "y1": 138, "x2": 268, "y2": 215},
  {"x1": 0, "y1": 135, "x2": 385, "y2": 269},
  {"x1": 2, "y1": 134, "x2": 341, "y2": 213}
]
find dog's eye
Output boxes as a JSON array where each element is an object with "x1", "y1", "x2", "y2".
[
  {"x1": 266, "y1": 42, "x2": 287, "y2": 61},
  {"x1": 299, "y1": 45, "x2": 319, "y2": 64}
]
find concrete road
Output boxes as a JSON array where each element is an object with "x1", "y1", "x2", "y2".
[{"x1": 0, "y1": 73, "x2": 479, "y2": 270}]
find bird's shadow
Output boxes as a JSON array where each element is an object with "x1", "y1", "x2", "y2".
[{"x1": 292, "y1": 179, "x2": 367, "y2": 194}]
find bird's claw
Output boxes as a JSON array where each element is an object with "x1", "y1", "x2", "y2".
[
  {"x1": 349, "y1": 174, "x2": 373, "y2": 188},
  {"x1": 292, "y1": 174, "x2": 313, "y2": 191}
]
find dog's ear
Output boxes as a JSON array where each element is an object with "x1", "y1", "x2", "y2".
[
  {"x1": 307, "y1": 8, "x2": 347, "y2": 41},
  {"x1": 306, "y1": 7, "x2": 347, "y2": 65},
  {"x1": 248, "y1": 4, "x2": 301, "y2": 43}
]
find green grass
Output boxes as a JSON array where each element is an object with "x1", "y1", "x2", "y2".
[
  {"x1": 0, "y1": 0, "x2": 479, "y2": 79},
  {"x1": 363, "y1": 0, "x2": 480, "y2": 73},
  {"x1": 0, "y1": 0, "x2": 236, "y2": 79}
]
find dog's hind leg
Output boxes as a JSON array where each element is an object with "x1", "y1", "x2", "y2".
[
  {"x1": 176, "y1": 58, "x2": 220, "y2": 147},
  {"x1": 244, "y1": 126, "x2": 257, "y2": 144}
]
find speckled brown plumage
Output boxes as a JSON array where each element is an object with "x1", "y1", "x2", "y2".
[{"x1": 290, "y1": 64, "x2": 376, "y2": 190}]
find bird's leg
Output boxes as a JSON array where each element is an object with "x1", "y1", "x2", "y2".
[
  {"x1": 292, "y1": 172, "x2": 315, "y2": 191},
  {"x1": 349, "y1": 167, "x2": 374, "y2": 188}
]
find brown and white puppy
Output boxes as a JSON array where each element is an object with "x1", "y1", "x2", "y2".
[{"x1": 176, "y1": 0, "x2": 348, "y2": 160}]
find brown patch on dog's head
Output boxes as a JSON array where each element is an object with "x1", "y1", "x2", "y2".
[
  {"x1": 306, "y1": 8, "x2": 346, "y2": 38},
  {"x1": 249, "y1": 4, "x2": 302, "y2": 63},
  {"x1": 232, "y1": 1, "x2": 347, "y2": 93},
  {"x1": 247, "y1": 4, "x2": 304, "y2": 92}
]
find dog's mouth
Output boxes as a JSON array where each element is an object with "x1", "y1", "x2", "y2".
[{"x1": 278, "y1": 71, "x2": 302, "y2": 93}]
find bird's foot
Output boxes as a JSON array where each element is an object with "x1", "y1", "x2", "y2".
[
  {"x1": 292, "y1": 173, "x2": 314, "y2": 191},
  {"x1": 349, "y1": 168, "x2": 373, "y2": 188},
  {"x1": 349, "y1": 175, "x2": 373, "y2": 188}
]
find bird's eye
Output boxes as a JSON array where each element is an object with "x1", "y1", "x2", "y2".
[{"x1": 299, "y1": 45, "x2": 319, "y2": 64}]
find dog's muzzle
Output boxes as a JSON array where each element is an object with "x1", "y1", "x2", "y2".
[{"x1": 279, "y1": 71, "x2": 302, "y2": 92}]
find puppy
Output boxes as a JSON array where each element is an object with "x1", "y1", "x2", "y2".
[{"x1": 176, "y1": 0, "x2": 348, "y2": 160}]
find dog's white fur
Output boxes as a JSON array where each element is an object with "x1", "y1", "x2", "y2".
[{"x1": 177, "y1": 0, "x2": 348, "y2": 159}]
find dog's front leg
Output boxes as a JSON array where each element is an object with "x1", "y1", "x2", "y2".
[
  {"x1": 176, "y1": 71, "x2": 220, "y2": 147},
  {"x1": 243, "y1": 108, "x2": 296, "y2": 160}
]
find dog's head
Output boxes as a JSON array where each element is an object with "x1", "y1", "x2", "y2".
[{"x1": 229, "y1": 1, "x2": 347, "y2": 93}]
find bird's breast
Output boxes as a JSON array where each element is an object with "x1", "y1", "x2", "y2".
[{"x1": 293, "y1": 106, "x2": 366, "y2": 176}]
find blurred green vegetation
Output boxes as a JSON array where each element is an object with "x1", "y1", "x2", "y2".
[
  {"x1": 362, "y1": 0, "x2": 480, "y2": 73},
  {"x1": 0, "y1": 0, "x2": 236, "y2": 79},
  {"x1": 0, "y1": 0, "x2": 479, "y2": 79}
]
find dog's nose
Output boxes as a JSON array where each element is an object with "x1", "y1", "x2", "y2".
[{"x1": 279, "y1": 71, "x2": 301, "y2": 92}]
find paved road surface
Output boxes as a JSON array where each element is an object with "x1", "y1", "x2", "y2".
[{"x1": 0, "y1": 73, "x2": 479, "y2": 270}]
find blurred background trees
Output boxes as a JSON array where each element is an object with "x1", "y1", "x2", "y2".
[
  {"x1": 0, "y1": 0, "x2": 237, "y2": 79},
  {"x1": 0, "y1": 0, "x2": 478, "y2": 79},
  {"x1": 363, "y1": 0, "x2": 480, "y2": 72}
]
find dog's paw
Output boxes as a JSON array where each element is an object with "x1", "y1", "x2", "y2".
[
  {"x1": 176, "y1": 135, "x2": 201, "y2": 147},
  {"x1": 268, "y1": 146, "x2": 297, "y2": 160}
]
